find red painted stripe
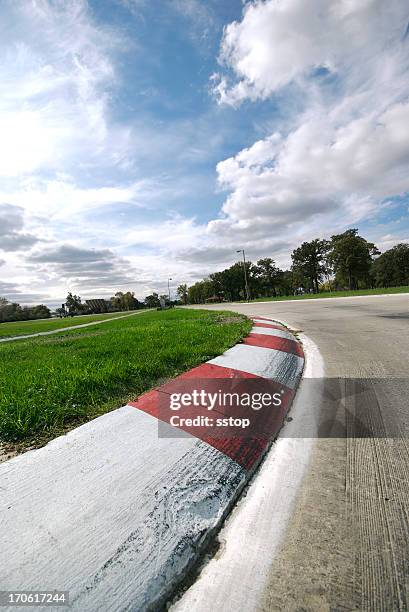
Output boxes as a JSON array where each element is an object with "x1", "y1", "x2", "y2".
[
  {"x1": 128, "y1": 327, "x2": 303, "y2": 471},
  {"x1": 130, "y1": 386, "x2": 293, "y2": 471},
  {"x1": 128, "y1": 362, "x2": 294, "y2": 470},
  {"x1": 253, "y1": 322, "x2": 287, "y2": 331},
  {"x1": 176, "y1": 362, "x2": 259, "y2": 380},
  {"x1": 243, "y1": 333, "x2": 304, "y2": 357},
  {"x1": 127, "y1": 364, "x2": 259, "y2": 414}
]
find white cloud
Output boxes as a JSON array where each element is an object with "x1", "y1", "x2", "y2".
[
  {"x1": 0, "y1": 178, "x2": 151, "y2": 221},
  {"x1": 214, "y1": 0, "x2": 408, "y2": 105},
  {"x1": 0, "y1": 0, "x2": 131, "y2": 178},
  {"x1": 1, "y1": 0, "x2": 409, "y2": 304},
  {"x1": 205, "y1": 0, "x2": 409, "y2": 261}
]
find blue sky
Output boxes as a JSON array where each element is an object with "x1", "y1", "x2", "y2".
[{"x1": 0, "y1": 0, "x2": 408, "y2": 305}]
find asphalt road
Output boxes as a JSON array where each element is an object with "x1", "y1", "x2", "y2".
[{"x1": 189, "y1": 294, "x2": 409, "y2": 611}]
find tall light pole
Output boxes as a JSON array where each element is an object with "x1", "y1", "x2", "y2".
[
  {"x1": 168, "y1": 277, "x2": 172, "y2": 303},
  {"x1": 236, "y1": 249, "x2": 250, "y2": 302}
]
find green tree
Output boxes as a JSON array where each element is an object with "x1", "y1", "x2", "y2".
[
  {"x1": 291, "y1": 239, "x2": 331, "y2": 293},
  {"x1": 329, "y1": 229, "x2": 379, "y2": 289},
  {"x1": 210, "y1": 261, "x2": 253, "y2": 301},
  {"x1": 111, "y1": 292, "x2": 124, "y2": 311},
  {"x1": 254, "y1": 258, "x2": 282, "y2": 297},
  {"x1": 0, "y1": 299, "x2": 51, "y2": 323},
  {"x1": 177, "y1": 284, "x2": 189, "y2": 305},
  {"x1": 372, "y1": 243, "x2": 409, "y2": 287},
  {"x1": 188, "y1": 280, "x2": 214, "y2": 304},
  {"x1": 144, "y1": 293, "x2": 160, "y2": 308},
  {"x1": 123, "y1": 291, "x2": 137, "y2": 310},
  {"x1": 65, "y1": 292, "x2": 83, "y2": 315},
  {"x1": 29, "y1": 304, "x2": 51, "y2": 319}
]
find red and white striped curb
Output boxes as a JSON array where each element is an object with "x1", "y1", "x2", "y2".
[{"x1": 0, "y1": 316, "x2": 304, "y2": 612}]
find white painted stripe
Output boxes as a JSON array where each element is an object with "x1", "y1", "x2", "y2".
[
  {"x1": 0, "y1": 406, "x2": 245, "y2": 611},
  {"x1": 250, "y1": 325, "x2": 296, "y2": 341},
  {"x1": 251, "y1": 318, "x2": 277, "y2": 325},
  {"x1": 208, "y1": 344, "x2": 304, "y2": 389}
]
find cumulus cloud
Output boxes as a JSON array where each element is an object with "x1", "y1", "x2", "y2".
[
  {"x1": 0, "y1": 203, "x2": 40, "y2": 252},
  {"x1": 0, "y1": 178, "x2": 151, "y2": 220},
  {"x1": 1, "y1": 0, "x2": 409, "y2": 300},
  {"x1": 0, "y1": 280, "x2": 49, "y2": 303},
  {"x1": 0, "y1": 0, "x2": 130, "y2": 179},
  {"x1": 214, "y1": 0, "x2": 408, "y2": 105},
  {"x1": 206, "y1": 0, "x2": 409, "y2": 258},
  {"x1": 28, "y1": 244, "x2": 138, "y2": 293}
]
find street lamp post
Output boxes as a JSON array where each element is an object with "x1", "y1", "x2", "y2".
[
  {"x1": 236, "y1": 250, "x2": 250, "y2": 302},
  {"x1": 168, "y1": 278, "x2": 172, "y2": 304}
]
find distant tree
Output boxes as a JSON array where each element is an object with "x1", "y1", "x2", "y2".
[
  {"x1": 29, "y1": 304, "x2": 51, "y2": 319},
  {"x1": 210, "y1": 261, "x2": 253, "y2": 301},
  {"x1": 122, "y1": 291, "x2": 138, "y2": 310},
  {"x1": 65, "y1": 292, "x2": 83, "y2": 315},
  {"x1": 111, "y1": 292, "x2": 124, "y2": 311},
  {"x1": 144, "y1": 293, "x2": 161, "y2": 308},
  {"x1": 188, "y1": 279, "x2": 214, "y2": 304},
  {"x1": 291, "y1": 239, "x2": 331, "y2": 293},
  {"x1": 278, "y1": 270, "x2": 298, "y2": 295},
  {"x1": 329, "y1": 229, "x2": 379, "y2": 289},
  {"x1": 254, "y1": 258, "x2": 282, "y2": 297},
  {"x1": 177, "y1": 284, "x2": 189, "y2": 305},
  {"x1": 372, "y1": 243, "x2": 409, "y2": 287},
  {"x1": 0, "y1": 299, "x2": 51, "y2": 323}
]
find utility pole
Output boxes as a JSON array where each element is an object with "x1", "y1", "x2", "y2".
[
  {"x1": 236, "y1": 250, "x2": 250, "y2": 301},
  {"x1": 168, "y1": 277, "x2": 172, "y2": 303}
]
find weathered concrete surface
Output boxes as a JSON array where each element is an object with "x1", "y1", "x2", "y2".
[
  {"x1": 0, "y1": 407, "x2": 246, "y2": 611},
  {"x1": 184, "y1": 294, "x2": 409, "y2": 611},
  {"x1": 209, "y1": 345, "x2": 303, "y2": 389}
]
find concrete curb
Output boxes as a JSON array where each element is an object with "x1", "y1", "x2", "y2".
[{"x1": 0, "y1": 317, "x2": 304, "y2": 611}]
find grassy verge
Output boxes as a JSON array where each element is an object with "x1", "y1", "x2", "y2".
[
  {"x1": 244, "y1": 285, "x2": 409, "y2": 303},
  {"x1": 0, "y1": 308, "x2": 251, "y2": 445},
  {"x1": 0, "y1": 310, "x2": 144, "y2": 339}
]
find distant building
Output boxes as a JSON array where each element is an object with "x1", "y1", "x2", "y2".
[{"x1": 85, "y1": 299, "x2": 111, "y2": 313}]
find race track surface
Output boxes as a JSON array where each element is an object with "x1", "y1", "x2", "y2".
[{"x1": 191, "y1": 295, "x2": 409, "y2": 611}]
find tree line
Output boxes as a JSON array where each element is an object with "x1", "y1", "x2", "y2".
[
  {"x1": 0, "y1": 290, "x2": 152, "y2": 324},
  {"x1": 1, "y1": 229, "x2": 407, "y2": 321},
  {"x1": 58, "y1": 290, "x2": 171, "y2": 315},
  {"x1": 0, "y1": 288, "x2": 177, "y2": 324},
  {"x1": 0, "y1": 298, "x2": 51, "y2": 323},
  {"x1": 179, "y1": 229, "x2": 409, "y2": 304}
]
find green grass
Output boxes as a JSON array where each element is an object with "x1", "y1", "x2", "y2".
[
  {"x1": 0, "y1": 310, "x2": 143, "y2": 339},
  {"x1": 244, "y1": 286, "x2": 409, "y2": 303},
  {"x1": 0, "y1": 309, "x2": 251, "y2": 443}
]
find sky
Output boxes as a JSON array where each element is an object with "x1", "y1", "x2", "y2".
[{"x1": 0, "y1": 0, "x2": 409, "y2": 306}]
